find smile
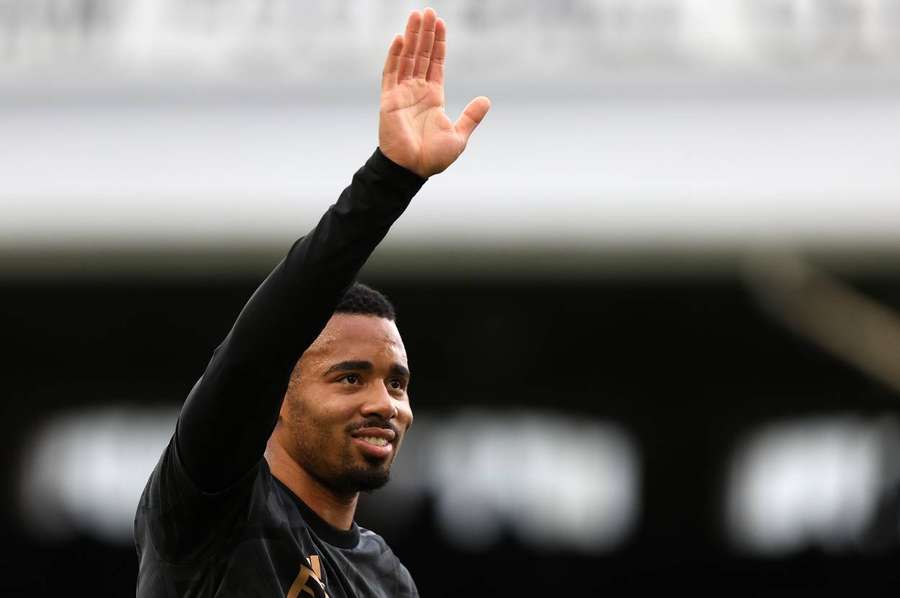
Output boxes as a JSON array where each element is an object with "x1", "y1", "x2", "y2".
[
  {"x1": 358, "y1": 436, "x2": 388, "y2": 447},
  {"x1": 351, "y1": 435, "x2": 395, "y2": 460}
]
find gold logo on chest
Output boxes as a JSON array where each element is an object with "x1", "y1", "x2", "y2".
[{"x1": 287, "y1": 555, "x2": 329, "y2": 598}]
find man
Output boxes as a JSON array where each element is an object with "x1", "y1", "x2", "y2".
[{"x1": 134, "y1": 7, "x2": 489, "y2": 596}]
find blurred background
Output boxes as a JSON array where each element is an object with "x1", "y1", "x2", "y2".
[{"x1": 2, "y1": 0, "x2": 900, "y2": 595}]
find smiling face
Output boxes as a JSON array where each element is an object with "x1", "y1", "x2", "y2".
[{"x1": 276, "y1": 313, "x2": 413, "y2": 497}]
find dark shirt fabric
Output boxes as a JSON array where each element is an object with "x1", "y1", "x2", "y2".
[{"x1": 135, "y1": 149, "x2": 426, "y2": 597}]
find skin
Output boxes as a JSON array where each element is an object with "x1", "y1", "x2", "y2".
[
  {"x1": 378, "y1": 7, "x2": 491, "y2": 177},
  {"x1": 266, "y1": 7, "x2": 488, "y2": 531},
  {"x1": 265, "y1": 314, "x2": 413, "y2": 530}
]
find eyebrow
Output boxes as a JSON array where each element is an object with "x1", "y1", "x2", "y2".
[
  {"x1": 389, "y1": 364, "x2": 411, "y2": 379},
  {"x1": 323, "y1": 360, "x2": 410, "y2": 379},
  {"x1": 323, "y1": 360, "x2": 373, "y2": 376}
]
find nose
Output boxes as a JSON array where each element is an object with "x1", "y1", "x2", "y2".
[{"x1": 360, "y1": 383, "x2": 398, "y2": 421}]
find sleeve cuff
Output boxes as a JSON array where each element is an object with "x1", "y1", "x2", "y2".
[{"x1": 369, "y1": 147, "x2": 429, "y2": 189}]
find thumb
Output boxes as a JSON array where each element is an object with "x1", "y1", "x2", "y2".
[{"x1": 453, "y1": 96, "x2": 491, "y2": 144}]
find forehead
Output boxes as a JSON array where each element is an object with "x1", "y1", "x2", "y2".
[{"x1": 305, "y1": 313, "x2": 407, "y2": 366}]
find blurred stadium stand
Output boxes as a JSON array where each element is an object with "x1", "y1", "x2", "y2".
[{"x1": 2, "y1": 1, "x2": 900, "y2": 595}]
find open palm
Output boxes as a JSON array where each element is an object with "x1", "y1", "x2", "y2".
[{"x1": 379, "y1": 9, "x2": 490, "y2": 178}]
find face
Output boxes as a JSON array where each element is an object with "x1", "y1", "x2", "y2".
[{"x1": 278, "y1": 313, "x2": 413, "y2": 497}]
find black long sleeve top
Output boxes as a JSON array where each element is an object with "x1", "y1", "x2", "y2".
[{"x1": 135, "y1": 149, "x2": 426, "y2": 597}]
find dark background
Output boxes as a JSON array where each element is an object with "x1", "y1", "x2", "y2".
[{"x1": 3, "y1": 265, "x2": 898, "y2": 596}]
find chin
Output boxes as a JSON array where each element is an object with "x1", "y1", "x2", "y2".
[
  {"x1": 348, "y1": 465, "x2": 391, "y2": 493},
  {"x1": 321, "y1": 459, "x2": 392, "y2": 495}
]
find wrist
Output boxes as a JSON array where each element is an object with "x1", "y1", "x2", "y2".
[{"x1": 374, "y1": 147, "x2": 428, "y2": 181}]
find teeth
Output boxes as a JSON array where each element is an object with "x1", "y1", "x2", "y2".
[{"x1": 360, "y1": 436, "x2": 388, "y2": 447}]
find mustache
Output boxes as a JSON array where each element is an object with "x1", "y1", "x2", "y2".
[{"x1": 346, "y1": 416, "x2": 399, "y2": 435}]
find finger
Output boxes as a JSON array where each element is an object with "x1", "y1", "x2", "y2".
[
  {"x1": 398, "y1": 10, "x2": 421, "y2": 82},
  {"x1": 425, "y1": 18, "x2": 446, "y2": 86},
  {"x1": 454, "y1": 96, "x2": 491, "y2": 143},
  {"x1": 413, "y1": 8, "x2": 437, "y2": 80},
  {"x1": 381, "y1": 35, "x2": 404, "y2": 92}
]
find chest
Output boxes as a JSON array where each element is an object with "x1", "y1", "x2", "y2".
[{"x1": 215, "y1": 495, "x2": 409, "y2": 597}]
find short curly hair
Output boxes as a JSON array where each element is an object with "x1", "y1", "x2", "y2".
[{"x1": 335, "y1": 282, "x2": 396, "y2": 321}]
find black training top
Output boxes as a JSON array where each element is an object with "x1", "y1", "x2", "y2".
[{"x1": 134, "y1": 149, "x2": 426, "y2": 597}]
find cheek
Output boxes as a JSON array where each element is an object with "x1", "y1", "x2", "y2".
[
  {"x1": 397, "y1": 403, "x2": 414, "y2": 430},
  {"x1": 294, "y1": 390, "x2": 357, "y2": 431},
  {"x1": 291, "y1": 400, "x2": 350, "y2": 457}
]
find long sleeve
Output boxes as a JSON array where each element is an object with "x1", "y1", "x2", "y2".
[{"x1": 175, "y1": 148, "x2": 426, "y2": 493}]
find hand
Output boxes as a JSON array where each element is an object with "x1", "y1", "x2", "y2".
[{"x1": 379, "y1": 8, "x2": 490, "y2": 178}]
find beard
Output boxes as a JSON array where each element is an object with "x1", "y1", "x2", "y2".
[
  {"x1": 328, "y1": 459, "x2": 392, "y2": 495},
  {"x1": 299, "y1": 446, "x2": 393, "y2": 497},
  {"x1": 290, "y1": 421, "x2": 395, "y2": 497}
]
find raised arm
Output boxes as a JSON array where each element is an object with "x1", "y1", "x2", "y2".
[{"x1": 176, "y1": 8, "x2": 489, "y2": 493}]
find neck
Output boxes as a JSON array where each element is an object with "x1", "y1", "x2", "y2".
[{"x1": 264, "y1": 435, "x2": 358, "y2": 531}]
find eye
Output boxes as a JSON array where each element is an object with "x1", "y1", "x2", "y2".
[
  {"x1": 339, "y1": 374, "x2": 362, "y2": 385},
  {"x1": 388, "y1": 378, "x2": 407, "y2": 391}
]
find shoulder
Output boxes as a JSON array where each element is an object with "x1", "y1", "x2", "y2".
[
  {"x1": 136, "y1": 436, "x2": 268, "y2": 562},
  {"x1": 356, "y1": 528, "x2": 418, "y2": 596},
  {"x1": 356, "y1": 526, "x2": 394, "y2": 556},
  {"x1": 141, "y1": 433, "x2": 265, "y2": 509}
]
